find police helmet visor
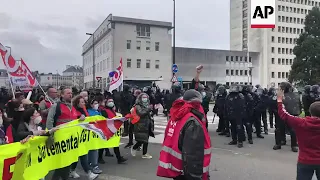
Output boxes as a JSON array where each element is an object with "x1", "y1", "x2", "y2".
[{"x1": 229, "y1": 85, "x2": 238, "y2": 92}]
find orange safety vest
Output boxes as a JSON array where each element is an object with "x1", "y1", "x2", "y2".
[
  {"x1": 157, "y1": 112, "x2": 211, "y2": 179},
  {"x1": 125, "y1": 106, "x2": 140, "y2": 124},
  {"x1": 55, "y1": 103, "x2": 78, "y2": 126}
]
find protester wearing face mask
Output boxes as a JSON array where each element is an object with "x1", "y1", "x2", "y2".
[
  {"x1": 98, "y1": 96, "x2": 128, "y2": 164},
  {"x1": 16, "y1": 108, "x2": 47, "y2": 141},
  {"x1": 130, "y1": 93, "x2": 154, "y2": 159},
  {"x1": 87, "y1": 99, "x2": 103, "y2": 174},
  {"x1": 69, "y1": 95, "x2": 99, "y2": 180}
]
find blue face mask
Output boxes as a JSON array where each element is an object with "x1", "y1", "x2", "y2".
[{"x1": 141, "y1": 98, "x2": 148, "y2": 103}]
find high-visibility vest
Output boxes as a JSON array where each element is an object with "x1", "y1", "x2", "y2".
[
  {"x1": 157, "y1": 112, "x2": 211, "y2": 179},
  {"x1": 55, "y1": 103, "x2": 78, "y2": 126}
]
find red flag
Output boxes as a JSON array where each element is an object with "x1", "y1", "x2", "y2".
[
  {"x1": 80, "y1": 117, "x2": 127, "y2": 140},
  {"x1": 20, "y1": 59, "x2": 37, "y2": 86}
]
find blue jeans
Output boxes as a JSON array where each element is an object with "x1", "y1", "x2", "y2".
[
  {"x1": 70, "y1": 154, "x2": 90, "y2": 173},
  {"x1": 88, "y1": 150, "x2": 98, "y2": 167},
  {"x1": 297, "y1": 162, "x2": 320, "y2": 180}
]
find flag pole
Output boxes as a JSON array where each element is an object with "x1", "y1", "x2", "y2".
[{"x1": 4, "y1": 48, "x2": 16, "y2": 99}]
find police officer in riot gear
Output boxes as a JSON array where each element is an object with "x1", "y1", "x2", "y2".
[
  {"x1": 302, "y1": 85, "x2": 312, "y2": 117},
  {"x1": 274, "y1": 82, "x2": 300, "y2": 152},
  {"x1": 267, "y1": 87, "x2": 277, "y2": 128},
  {"x1": 250, "y1": 86, "x2": 264, "y2": 139},
  {"x1": 213, "y1": 85, "x2": 229, "y2": 136},
  {"x1": 225, "y1": 84, "x2": 246, "y2": 148},
  {"x1": 241, "y1": 85, "x2": 254, "y2": 144},
  {"x1": 310, "y1": 85, "x2": 320, "y2": 103}
]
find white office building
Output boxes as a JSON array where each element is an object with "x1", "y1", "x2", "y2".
[
  {"x1": 230, "y1": 0, "x2": 317, "y2": 87},
  {"x1": 82, "y1": 14, "x2": 172, "y2": 89}
]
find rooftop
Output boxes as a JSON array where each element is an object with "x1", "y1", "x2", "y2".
[{"x1": 63, "y1": 65, "x2": 83, "y2": 73}]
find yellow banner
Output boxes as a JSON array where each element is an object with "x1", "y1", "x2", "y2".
[{"x1": 0, "y1": 115, "x2": 121, "y2": 180}]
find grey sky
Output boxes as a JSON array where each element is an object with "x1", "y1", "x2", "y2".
[{"x1": 0, "y1": 0, "x2": 230, "y2": 73}]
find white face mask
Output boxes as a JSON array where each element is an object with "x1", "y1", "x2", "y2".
[
  {"x1": 107, "y1": 102, "x2": 114, "y2": 108},
  {"x1": 93, "y1": 104, "x2": 99, "y2": 110},
  {"x1": 33, "y1": 116, "x2": 42, "y2": 125}
]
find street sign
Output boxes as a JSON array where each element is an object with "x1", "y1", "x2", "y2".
[
  {"x1": 171, "y1": 74, "x2": 178, "y2": 82},
  {"x1": 96, "y1": 77, "x2": 102, "y2": 81},
  {"x1": 177, "y1": 77, "x2": 183, "y2": 82},
  {"x1": 172, "y1": 64, "x2": 178, "y2": 73}
]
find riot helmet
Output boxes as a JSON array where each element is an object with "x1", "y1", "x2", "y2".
[
  {"x1": 304, "y1": 85, "x2": 311, "y2": 94},
  {"x1": 255, "y1": 84, "x2": 261, "y2": 89},
  {"x1": 279, "y1": 82, "x2": 292, "y2": 93},
  {"x1": 238, "y1": 85, "x2": 244, "y2": 92},
  {"x1": 229, "y1": 84, "x2": 239, "y2": 93},
  {"x1": 256, "y1": 87, "x2": 264, "y2": 96},
  {"x1": 171, "y1": 82, "x2": 181, "y2": 94},
  {"x1": 242, "y1": 85, "x2": 250, "y2": 92},
  {"x1": 311, "y1": 85, "x2": 320, "y2": 93},
  {"x1": 217, "y1": 85, "x2": 226, "y2": 95},
  {"x1": 268, "y1": 87, "x2": 276, "y2": 96}
]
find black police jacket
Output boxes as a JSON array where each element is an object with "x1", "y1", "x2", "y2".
[
  {"x1": 225, "y1": 92, "x2": 246, "y2": 119},
  {"x1": 283, "y1": 92, "x2": 302, "y2": 115}
]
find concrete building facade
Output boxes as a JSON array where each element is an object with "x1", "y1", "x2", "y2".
[
  {"x1": 82, "y1": 14, "x2": 172, "y2": 89},
  {"x1": 39, "y1": 65, "x2": 83, "y2": 88},
  {"x1": 230, "y1": 0, "x2": 317, "y2": 87},
  {"x1": 175, "y1": 47, "x2": 260, "y2": 89}
]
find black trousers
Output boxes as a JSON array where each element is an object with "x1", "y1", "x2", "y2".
[
  {"x1": 275, "y1": 114, "x2": 297, "y2": 147},
  {"x1": 51, "y1": 165, "x2": 71, "y2": 180},
  {"x1": 133, "y1": 141, "x2": 148, "y2": 155},
  {"x1": 218, "y1": 115, "x2": 225, "y2": 131},
  {"x1": 230, "y1": 118, "x2": 244, "y2": 142},
  {"x1": 297, "y1": 163, "x2": 320, "y2": 180},
  {"x1": 128, "y1": 123, "x2": 134, "y2": 144},
  {"x1": 243, "y1": 120, "x2": 253, "y2": 141},
  {"x1": 260, "y1": 110, "x2": 268, "y2": 130},
  {"x1": 98, "y1": 147, "x2": 121, "y2": 160},
  {"x1": 268, "y1": 109, "x2": 275, "y2": 128}
]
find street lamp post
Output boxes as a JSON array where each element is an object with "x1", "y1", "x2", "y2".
[
  {"x1": 172, "y1": 0, "x2": 176, "y2": 65},
  {"x1": 86, "y1": 33, "x2": 96, "y2": 88}
]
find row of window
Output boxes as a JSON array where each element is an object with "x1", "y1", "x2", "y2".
[
  {"x1": 271, "y1": 58, "x2": 294, "y2": 65},
  {"x1": 271, "y1": 47, "x2": 294, "y2": 55},
  {"x1": 225, "y1": 56, "x2": 252, "y2": 62},
  {"x1": 278, "y1": 15, "x2": 305, "y2": 24},
  {"x1": 126, "y1": 59, "x2": 160, "y2": 69},
  {"x1": 127, "y1": 40, "x2": 160, "y2": 51},
  {"x1": 226, "y1": 82, "x2": 252, "y2": 86},
  {"x1": 278, "y1": 5, "x2": 311, "y2": 14},
  {"x1": 276, "y1": 25, "x2": 304, "y2": 35},
  {"x1": 226, "y1": 69, "x2": 252, "y2": 76},
  {"x1": 272, "y1": 36, "x2": 298, "y2": 44},
  {"x1": 84, "y1": 59, "x2": 109, "y2": 76},
  {"x1": 271, "y1": 72, "x2": 289, "y2": 79},
  {"x1": 83, "y1": 41, "x2": 110, "y2": 65},
  {"x1": 279, "y1": 0, "x2": 319, "y2": 7}
]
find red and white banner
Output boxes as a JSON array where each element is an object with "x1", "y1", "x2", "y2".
[
  {"x1": 0, "y1": 43, "x2": 37, "y2": 88},
  {"x1": 108, "y1": 58, "x2": 123, "y2": 92}
]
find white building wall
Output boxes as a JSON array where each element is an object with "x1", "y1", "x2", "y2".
[
  {"x1": 113, "y1": 23, "x2": 172, "y2": 89},
  {"x1": 230, "y1": 0, "x2": 318, "y2": 88}
]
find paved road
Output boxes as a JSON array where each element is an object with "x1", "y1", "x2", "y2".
[{"x1": 73, "y1": 105, "x2": 316, "y2": 180}]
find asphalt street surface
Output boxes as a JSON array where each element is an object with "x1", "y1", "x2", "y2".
[{"x1": 73, "y1": 104, "x2": 317, "y2": 180}]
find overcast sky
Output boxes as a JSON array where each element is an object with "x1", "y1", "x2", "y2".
[{"x1": 0, "y1": 0, "x2": 230, "y2": 73}]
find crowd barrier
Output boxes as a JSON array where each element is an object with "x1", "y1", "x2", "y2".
[{"x1": 0, "y1": 115, "x2": 122, "y2": 180}]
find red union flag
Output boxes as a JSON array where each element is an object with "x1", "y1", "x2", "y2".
[{"x1": 250, "y1": 0, "x2": 276, "y2": 28}]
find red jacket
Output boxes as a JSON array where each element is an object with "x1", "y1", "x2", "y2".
[{"x1": 278, "y1": 101, "x2": 320, "y2": 165}]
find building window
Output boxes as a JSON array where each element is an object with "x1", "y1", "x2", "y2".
[
  {"x1": 272, "y1": 72, "x2": 275, "y2": 78},
  {"x1": 226, "y1": 69, "x2": 229, "y2": 75},
  {"x1": 136, "y1": 25, "x2": 150, "y2": 37},
  {"x1": 245, "y1": 70, "x2": 248, "y2": 75},
  {"x1": 155, "y1": 42, "x2": 160, "y2": 51},
  {"x1": 249, "y1": 57, "x2": 252, "y2": 62},
  {"x1": 231, "y1": 56, "x2": 234, "y2": 61},
  {"x1": 271, "y1": 36, "x2": 275, "y2": 42},
  {"x1": 271, "y1": 58, "x2": 275, "y2": 64},
  {"x1": 127, "y1": 40, "x2": 131, "y2": 49},
  {"x1": 226, "y1": 56, "x2": 229, "y2": 61},
  {"x1": 136, "y1": 41, "x2": 141, "y2": 50},
  {"x1": 278, "y1": 72, "x2": 281, "y2": 78},
  {"x1": 271, "y1": 47, "x2": 275, "y2": 53},
  {"x1": 155, "y1": 60, "x2": 160, "y2": 69},
  {"x1": 146, "y1": 59, "x2": 150, "y2": 68},
  {"x1": 137, "y1": 59, "x2": 141, "y2": 68},
  {"x1": 146, "y1": 41, "x2": 151, "y2": 51},
  {"x1": 236, "y1": 70, "x2": 239, "y2": 76},
  {"x1": 126, "y1": 59, "x2": 131, "y2": 68},
  {"x1": 231, "y1": 70, "x2": 234, "y2": 76},
  {"x1": 240, "y1": 70, "x2": 243, "y2": 76}
]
